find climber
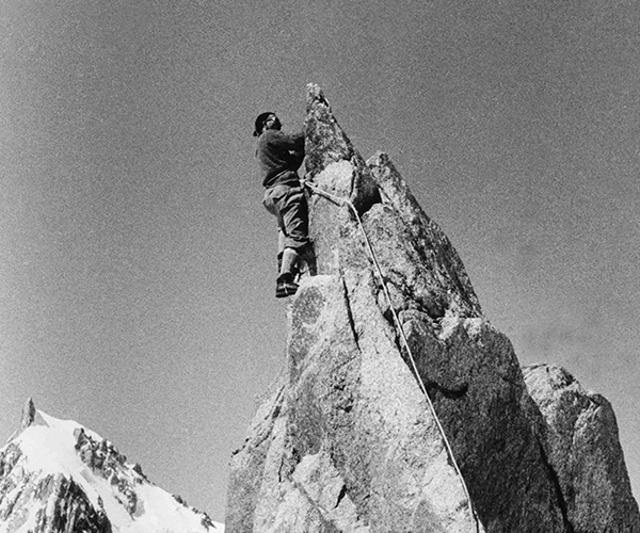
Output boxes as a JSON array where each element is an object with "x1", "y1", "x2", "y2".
[{"x1": 253, "y1": 112, "x2": 313, "y2": 298}]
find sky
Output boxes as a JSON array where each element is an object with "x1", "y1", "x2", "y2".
[{"x1": 1, "y1": 0, "x2": 639, "y2": 523}]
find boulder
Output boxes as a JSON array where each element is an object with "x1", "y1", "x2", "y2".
[{"x1": 524, "y1": 363, "x2": 640, "y2": 533}]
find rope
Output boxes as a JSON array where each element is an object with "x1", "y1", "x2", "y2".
[{"x1": 302, "y1": 179, "x2": 480, "y2": 532}]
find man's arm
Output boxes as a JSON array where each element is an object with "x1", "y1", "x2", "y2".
[
  {"x1": 288, "y1": 147, "x2": 304, "y2": 170},
  {"x1": 270, "y1": 130, "x2": 304, "y2": 151},
  {"x1": 287, "y1": 132, "x2": 305, "y2": 169}
]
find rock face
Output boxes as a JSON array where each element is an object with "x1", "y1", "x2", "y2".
[
  {"x1": 524, "y1": 364, "x2": 640, "y2": 533},
  {"x1": 0, "y1": 399, "x2": 220, "y2": 533},
  {"x1": 225, "y1": 85, "x2": 639, "y2": 532}
]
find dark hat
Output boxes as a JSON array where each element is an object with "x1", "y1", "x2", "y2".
[{"x1": 253, "y1": 112, "x2": 275, "y2": 137}]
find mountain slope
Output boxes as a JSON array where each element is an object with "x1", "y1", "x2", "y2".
[{"x1": 0, "y1": 399, "x2": 223, "y2": 533}]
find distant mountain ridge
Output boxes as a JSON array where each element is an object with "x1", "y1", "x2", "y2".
[{"x1": 0, "y1": 398, "x2": 223, "y2": 533}]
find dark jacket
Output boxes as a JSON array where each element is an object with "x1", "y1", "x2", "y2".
[{"x1": 256, "y1": 129, "x2": 305, "y2": 188}]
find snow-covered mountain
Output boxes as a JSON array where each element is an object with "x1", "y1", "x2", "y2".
[{"x1": 0, "y1": 399, "x2": 224, "y2": 533}]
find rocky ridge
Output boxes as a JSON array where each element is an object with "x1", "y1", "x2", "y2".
[{"x1": 225, "y1": 85, "x2": 639, "y2": 532}]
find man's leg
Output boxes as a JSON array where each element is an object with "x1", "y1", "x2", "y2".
[
  {"x1": 264, "y1": 187, "x2": 294, "y2": 296},
  {"x1": 276, "y1": 229, "x2": 285, "y2": 274},
  {"x1": 279, "y1": 186, "x2": 309, "y2": 253},
  {"x1": 264, "y1": 184, "x2": 312, "y2": 298},
  {"x1": 275, "y1": 186, "x2": 311, "y2": 297},
  {"x1": 280, "y1": 186, "x2": 316, "y2": 276},
  {"x1": 280, "y1": 248, "x2": 299, "y2": 275}
]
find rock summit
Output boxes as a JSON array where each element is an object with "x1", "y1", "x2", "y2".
[{"x1": 225, "y1": 85, "x2": 639, "y2": 533}]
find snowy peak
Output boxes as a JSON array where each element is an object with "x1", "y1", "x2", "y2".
[
  {"x1": 8, "y1": 398, "x2": 47, "y2": 443},
  {"x1": 17, "y1": 398, "x2": 37, "y2": 434},
  {"x1": 0, "y1": 401, "x2": 222, "y2": 533}
]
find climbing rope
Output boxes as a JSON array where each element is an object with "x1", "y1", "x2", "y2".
[{"x1": 301, "y1": 178, "x2": 480, "y2": 532}]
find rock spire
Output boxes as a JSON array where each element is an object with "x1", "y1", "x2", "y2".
[{"x1": 225, "y1": 84, "x2": 639, "y2": 533}]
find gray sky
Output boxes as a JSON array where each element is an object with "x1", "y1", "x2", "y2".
[{"x1": 1, "y1": 0, "x2": 639, "y2": 521}]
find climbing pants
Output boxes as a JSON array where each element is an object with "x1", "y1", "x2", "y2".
[{"x1": 262, "y1": 182, "x2": 310, "y2": 252}]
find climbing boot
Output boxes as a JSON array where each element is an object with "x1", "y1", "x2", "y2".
[{"x1": 275, "y1": 273, "x2": 299, "y2": 298}]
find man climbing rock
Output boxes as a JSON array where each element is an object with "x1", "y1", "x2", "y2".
[{"x1": 253, "y1": 112, "x2": 313, "y2": 298}]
